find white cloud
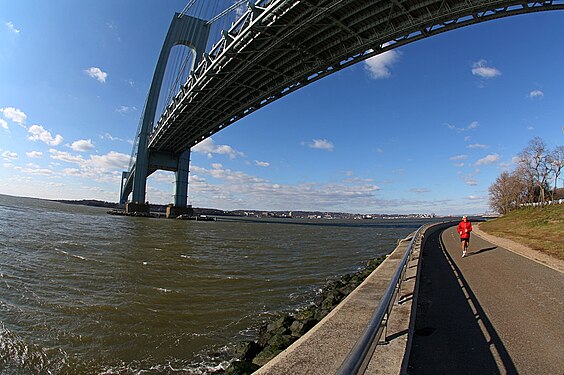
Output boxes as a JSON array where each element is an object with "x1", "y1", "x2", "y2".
[
  {"x1": 467, "y1": 143, "x2": 487, "y2": 149},
  {"x1": 89, "y1": 151, "x2": 129, "y2": 170},
  {"x1": 1, "y1": 107, "x2": 27, "y2": 125},
  {"x1": 49, "y1": 149, "x2": 84, "y2": 164},
  {"x1": 50, "y1": 149, "x2": 128, "y2": 169},
  {"x1": 101, "y1": 132, "x2": 130, "y2": 143},
  {"x1": 5, "y1": 21, "x2": 20, "y2": 34},
  {"x1": 464, "y1": 176, "x2": 478, "y2": 186},
  {"x1": 475, "y1": 153, "x2": 500, "y2": 166},
  {"x1": 0, "y1": 119, "x2": 8, "y2": 130},
  {"x1": 192, "y1": 137, "x2": 245, "y2": 159},
  {"x1": 453, "y1": 162, "x2": 465, "y2": 167},
  {"x1": 306, "y1": 139, "x2": 334, "y2": 151},
  {"x1": 467, "y1": 195, "x2": 483, "y2": 200},
  {"x1": 189, "y1": 164, "x2": 382, "y2": 212},
  {"x1": 467, "y1": 121, "x2": 479, "y2": 130},
  {"x1": 70, "y1": 139, "x2": 94, "y2": 152},
  {"x1": 526, "y1": 125, "x2": 534, "y2": 131},
  {"x1": 446, "y1": 121, "x2": 479, "y2": 132},
  {"x1": 2, "y1": 150, "x2": 18, "y2": 161},
  {"x1": 28, "y1": 125, "x2": 64, "y2": 146},
  {"x1": 450, "y1": 154, "x2": 468, "y2": 161},
  {"x1": 255, "y1": 160, "x2": 270, "y2": 167},
  {"x1": 106, "y1": 21, "x2": 117, "y2": 30},
  {"x1": 14, "y1": 166, "x2": 53, "y2": 175},
  {"x1": 84, "y1": 67, "x2": 108, "y2": 83},
  {"x1": 60, "y1": 168, "x2": 82, "y2": 176},
  {"x1": 344, "y1": 176, "x2": 374, "y2": 184},
  {"x1": 48, "y1": 149, "x2": 129, "y2": 184},
  {"x1": 364, "y1": 49, "x2": 400, "y2": 79},
  {"x1": 148, "y1": 170, "x2": 175, "y2": 184},
  {"x1": 26, "y1": 151, "x2": 43, "y2": 158},
  {"x1": 410, "y1": 188, "x2": 429, "y2": 193},
  {"x1": 116, "y1": 105, "x2": 137, "y2": 114},
  {"x1": 471, "y1": 60, "x2": 501, "y2": 78},
  {"x1": 528, "y1": 90, "x2": 544, "y2": 99}
]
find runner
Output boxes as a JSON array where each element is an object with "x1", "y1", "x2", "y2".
[{"x1": 457, "y1": 215, "x2": 472, "y2": 257}]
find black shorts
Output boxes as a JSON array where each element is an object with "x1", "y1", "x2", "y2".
[{"x1": 461, "y1": 237, "x2": 470, "y2": 243}]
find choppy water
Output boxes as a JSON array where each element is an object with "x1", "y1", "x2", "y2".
[{"x1": 0, "y1": 194, "x2": 428, "y2": 374}]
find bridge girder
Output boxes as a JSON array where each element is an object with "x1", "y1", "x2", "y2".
[{"x1": 148, "y1": 0, "x2": 563, "y2": 156}]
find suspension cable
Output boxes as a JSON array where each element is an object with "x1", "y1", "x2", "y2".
[
  {"x1": 206, "y1": 0, "x2": 247, "y2": 25},
  {"x1": 180, "y1": 0, "x2": 198, "y2": 16}
]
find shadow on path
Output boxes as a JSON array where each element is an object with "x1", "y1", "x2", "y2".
[
  {"x1": 407, "y1": 228, "x2": 517, "y2": 374},
  {"x1": 467, "y1": 246, "x2": 498, "y2": 257}
]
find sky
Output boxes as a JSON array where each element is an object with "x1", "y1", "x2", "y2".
[{"x1": 1, "y1": 1, "x2": 563, "y2": 215}]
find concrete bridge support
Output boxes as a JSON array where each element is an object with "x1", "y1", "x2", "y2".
[
  {"x1": 167, "y1": 149, "x2": 193, "y2": 218},
  {"x1": 121, "y1": 13, "x2": 210, "y2": 213}
]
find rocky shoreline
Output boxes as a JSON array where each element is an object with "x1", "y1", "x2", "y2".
[{"x1": 219, "y1": 256, "x2": 386, "y2": 374}]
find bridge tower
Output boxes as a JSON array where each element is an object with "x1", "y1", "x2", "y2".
[{"x1": 120, "y1": 13, "x2": 210, "y2": 216}]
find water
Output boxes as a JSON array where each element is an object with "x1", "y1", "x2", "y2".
[{"x1": 0, "y1": 194, "x2": 427, "y2": 374}]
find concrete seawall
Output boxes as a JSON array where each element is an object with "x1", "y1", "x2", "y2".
[{"x1": 254, "y1": 223, "x2": 450, "y2": 374}]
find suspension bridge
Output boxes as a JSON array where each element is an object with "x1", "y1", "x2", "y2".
[{"x1": 119, "y1": 0, "x2": 564, "y2": 216}]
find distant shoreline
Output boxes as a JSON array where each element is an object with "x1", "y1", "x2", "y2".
[{"x1": 51, "y1": 198, "x2": 458, "y2": 220}]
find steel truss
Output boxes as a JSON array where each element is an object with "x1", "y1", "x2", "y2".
[{"x1": 149, "y1": 0, "x2": 563, "y2": 154}]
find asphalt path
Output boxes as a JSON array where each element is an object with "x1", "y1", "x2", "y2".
[{"x1": 407, "y1": 225, "x2": 564, "y2": 375}]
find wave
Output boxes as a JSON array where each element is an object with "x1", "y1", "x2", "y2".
[
  {"x1": 0, "y1": 322, "x2": 70, "y2": 374},
  {"x1": 0, "y1": 322, "x2": 234, "y2": 374}
]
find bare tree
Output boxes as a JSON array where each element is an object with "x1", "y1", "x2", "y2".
[
  {"x1": 489, "y1": 171, "x2": 524, "y2": 214},
  {"x1": 517, "y1": 137, "x2": 551, "y2": 205}
]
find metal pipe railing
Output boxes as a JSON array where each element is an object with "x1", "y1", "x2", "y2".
[{"x1": 336, "y1": 225, "x2": 425, "y2": 375}]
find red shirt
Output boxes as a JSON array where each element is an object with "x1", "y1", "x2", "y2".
[{"x1": 457, "y1": 220, "x2": 472, "y2": 239}]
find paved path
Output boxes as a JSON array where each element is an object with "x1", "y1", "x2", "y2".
[{"x1": 407, "y1": 225, "x2": 564, "y2": 375}]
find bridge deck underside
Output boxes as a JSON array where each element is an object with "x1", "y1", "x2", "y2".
[{"x1": 149, "y1": 0, "x2": 563, "y2": 154}]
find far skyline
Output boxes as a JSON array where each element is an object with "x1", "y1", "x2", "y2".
[{"x1": 1, "y1": 2, "x2": 563, "y2": 215}]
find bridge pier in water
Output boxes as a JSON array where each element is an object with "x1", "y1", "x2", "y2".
[
  {"x1": 166, "y1": 149, "x2": 193, "y2": 218},
  {"x1": 120, "y1": 13, "x2": 211, "y2": 214}
]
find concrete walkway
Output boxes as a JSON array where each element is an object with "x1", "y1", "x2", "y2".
[{"x1": 408, "y1": 226, "x2": 564, "y2": 374}]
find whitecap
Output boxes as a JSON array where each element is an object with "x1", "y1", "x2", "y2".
[{"x1": 55, "y1": 249, "x2": 87, "y2": 261}]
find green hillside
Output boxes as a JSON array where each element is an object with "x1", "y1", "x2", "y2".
[{"x1": 480, "y1": 204, "x2": 564, "y2": 260}]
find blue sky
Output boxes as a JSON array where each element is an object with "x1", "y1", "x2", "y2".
[{"x1": 1, "y1": 2, "x2": 563, "y2": 215}]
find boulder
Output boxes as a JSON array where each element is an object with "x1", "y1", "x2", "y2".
[
  {"x1": 290, "y1": 318, "x2": 318, "y2": 337},
  {"x1": 252, "y1": 346, "x2": 284, "y2": 367},
  {"x1": 295, "y1": 306, "x2": 315, "y2": 321},
  {"x1": 314, "y1": 308, "x2": 330, "y2": 321},
  {"x1": 267, "y1": 333, "x2": 295, "y2": 350},
  {"x1": 258, "y1": 315, "x2": 294, "y2": 347},
  {"x1": 266, "y1": 315, "x2": 295, "y2": 333},
  {"x1": 224, "y1": 360, "x2": 260, "y2": 375},
  {"x1": 233, "y1": 340, "x2": 261, "y2": 361},
  {"x1": 321, "y1": 289, "x2": 343, "y2": 310}
]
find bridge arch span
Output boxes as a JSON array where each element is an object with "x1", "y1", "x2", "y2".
[{"x1": 122, "y1": 0, "x2": 564, "y2": 211}]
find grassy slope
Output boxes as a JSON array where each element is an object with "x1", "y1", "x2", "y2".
[{"x1": 479, "y1": 204, "x2": 564, "y2": 260}]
